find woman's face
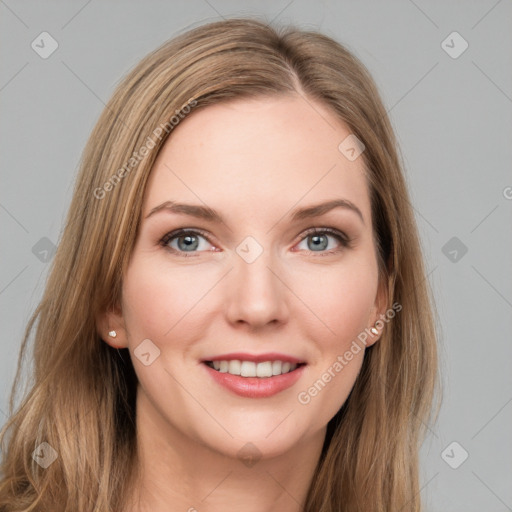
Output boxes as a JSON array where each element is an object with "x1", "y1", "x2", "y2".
[{"x1": 112, "y1": 95, "x2": 385, "y2": 460}]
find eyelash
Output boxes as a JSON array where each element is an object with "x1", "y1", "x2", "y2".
[{"x1": 159, "y1": 227, "x2": 352, "y2": 258}]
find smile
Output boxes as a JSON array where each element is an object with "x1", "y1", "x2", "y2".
[
  {"x1": 201, "y1": 353, "x2": 307, "y2": 398},
  {"x1": 205, "y1": 360, "x2": 302, "y2": 377}
]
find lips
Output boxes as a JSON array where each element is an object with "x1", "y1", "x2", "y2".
[{"x1": 202, "y1": 352, "x2": 304, "y2": 364}]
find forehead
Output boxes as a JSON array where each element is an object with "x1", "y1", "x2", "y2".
[{"x1": 143, "y1": 95, "x2": 371, "y2": 225}]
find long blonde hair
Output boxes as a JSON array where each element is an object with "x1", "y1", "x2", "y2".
[{"x1": 0, "y1": 18, "x2": 439, "y2": 511}]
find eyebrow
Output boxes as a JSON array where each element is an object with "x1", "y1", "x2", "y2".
[{"x1": 145, "y1": 198, "x2": 364, "y2": 225}]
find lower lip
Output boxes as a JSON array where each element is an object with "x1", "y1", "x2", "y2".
[{"x1": 203, "y1": 363, "x2": 306, "y2": 398}]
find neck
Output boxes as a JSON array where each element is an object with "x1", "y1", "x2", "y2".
[{"x1": 123, "y1": 389, "x2": 326, "y2": 512}]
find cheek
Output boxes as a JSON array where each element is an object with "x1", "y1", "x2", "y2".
[
  {"x1": 294, "y1": 260, "x2": 378, "y2": 350},
  {"x1": 121, "y1": 256, "x2": 217, "y2": 345},
  {"x1": 291, "y1": 260, "x2": 378, "y2": 427}
]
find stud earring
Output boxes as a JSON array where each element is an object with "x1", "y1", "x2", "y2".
[
  {"x1": 370, "y1": 327, "x2": 379, "y2": 336},
  {"x1": 108, "y1": 330, "x2": 117, "y2": 338}
]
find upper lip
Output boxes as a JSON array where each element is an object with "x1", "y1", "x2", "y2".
[{"x1": 202, "y1": 352, "x2": 306, "y2": 364}]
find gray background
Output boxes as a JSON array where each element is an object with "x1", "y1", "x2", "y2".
[{"x1": 1, "y1": 1, "x2": 511, "y2": 510}]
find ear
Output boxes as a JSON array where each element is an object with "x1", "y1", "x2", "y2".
[
  {"x1": 96, "y1": 303, "x2": 128, "y2": 349},
  {"x1": 366, "y1": 275, "x2": 390, "y2": 347}
]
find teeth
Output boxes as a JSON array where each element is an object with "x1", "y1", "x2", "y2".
[
  {"x1": 256, "y1": 361, "x2": 272, "y2": 377},
  {"x1": 228, "y1": 360, "x2": 241, "y2": 375},
  {"x1": 208, "y1": 360, "x2": 300, "y2": 378},
  {"x1": 241, "y1": 361, "x2": 256, "y2": 377}
]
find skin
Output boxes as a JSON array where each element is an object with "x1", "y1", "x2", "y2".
[{"x1": 99, "y1": 94, "x2": 387, "y2": 511}]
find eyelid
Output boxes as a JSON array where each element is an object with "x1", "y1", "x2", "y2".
[
  {"x1": 298, "y1": 226, "x2": 350, "y2": 244},
  {"x1": 160, "y1": 227, "x2": 214, "y2": 246}
]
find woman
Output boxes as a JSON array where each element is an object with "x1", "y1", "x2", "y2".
[{"x1": 0, "y1": 17, "x2": 439, "y2": 511}]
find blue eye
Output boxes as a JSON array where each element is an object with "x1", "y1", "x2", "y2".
[
  {"x1": 160, "y1": 227, "x2": 351, "y2": 257},
  {"x1": 160, "y1": 229, "x2": 213, "y2": 257},
  {"x1": 295, "y1": 228, "x2": 350, "y2": 255}
]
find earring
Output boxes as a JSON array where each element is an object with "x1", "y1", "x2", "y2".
[
  {"x1": 108, "y1": 330, "x2": 117, "y2": 338},
  {"x1": 370, "y1": 326, "x2": 379, "y2": 336}
]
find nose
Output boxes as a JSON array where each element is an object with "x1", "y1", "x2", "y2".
[{"x1": 224, "y1": 248, "x2": 290, "y2": 330}]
